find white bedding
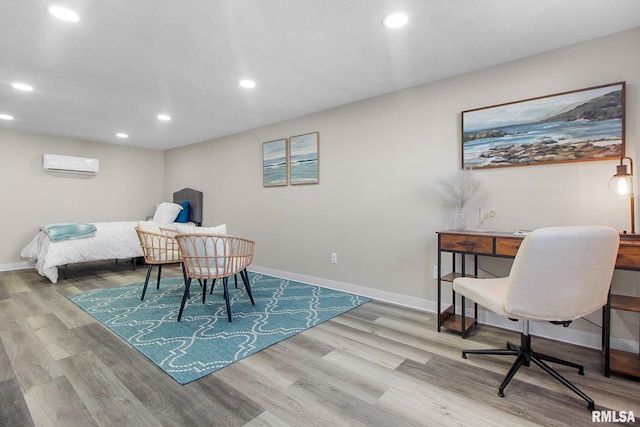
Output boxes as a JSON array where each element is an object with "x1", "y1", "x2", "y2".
[{"x1": 20, "y1": 221, "x2": 190, "y2": 283}]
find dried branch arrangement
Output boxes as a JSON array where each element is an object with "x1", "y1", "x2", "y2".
[{"x1": 436, "y1": 167, "x2": 479, "y2": 210}]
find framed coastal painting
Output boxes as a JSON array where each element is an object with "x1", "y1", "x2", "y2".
[
  {"x1": 262, "y1": 138, "x2": 288, "y2": 187},
  {"x1": 461, "y1": 82, "x2": 625, "y2": 169},
  {"x1": 289, "y1": 132, "x2": 319, "y2": 185}
]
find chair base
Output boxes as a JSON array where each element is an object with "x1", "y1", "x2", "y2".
[
  {"x1": 177, "y1": 269, "x2": 255, "y2": 322},
  {"x1": 462, "y1": 333, "x2": 594, "y2": 411},
  {"x1": 140, "y1": 264, "x2": 163, "y2": 300},
  {"x1": 141, "y1": 262, "x2": 188, "y2": 301}
]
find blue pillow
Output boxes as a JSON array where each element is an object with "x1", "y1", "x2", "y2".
[{"x1": 175, "y1": 201, "x2": 190, "y2": 223}]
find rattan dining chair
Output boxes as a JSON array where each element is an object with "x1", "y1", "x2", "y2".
[
  {"x1": 175, "y1": 233, "x2": 255, "y2": 322},
  {"x1": 135, "y1": 224, "x2": 184, "y2": 300}
]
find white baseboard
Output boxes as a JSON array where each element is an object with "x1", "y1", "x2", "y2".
[
  {"x1": 250, "y1": 265, "x2": 637, "y2": 353},
  {"x1": 0, "y1": 261, "x2": 33, "y2": 272},
  {"x1": 250, "y1": 265, "x2": 437, "y2": 312}
]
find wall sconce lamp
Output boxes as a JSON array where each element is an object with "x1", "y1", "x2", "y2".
[{"x1": 609, "y1": 156, "x2": 635, "y2": 234}]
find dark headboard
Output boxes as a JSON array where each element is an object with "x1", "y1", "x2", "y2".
[{"x1": 173, "y1": 188, "x2": 203, "y2": 226}]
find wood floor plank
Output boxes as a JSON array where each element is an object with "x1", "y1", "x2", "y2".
[
  {"x1": 331, "y1": 309, "x2": 467, "y2": 363},
  {"x1": 0, "y1": 275, "x2": 11, "y2": 300},
  {"x1": 188, "y1": 375, "x2": 265, "y2": 425},
  {"x1": 377, "y1": 384, "x2": 541, "y2": 427},
  {"x1": 33, "y1": 284, "x2": 95, "y2": 330},
  {"x1": 26, "y1": 313, "x2": 73, "y2": 361},
  {"x1": 56, "y1": 350, "x2": 163, "y2": 427},
  {"x1": 214, "y1": 359, "x2": 328, "y2": 426},
  {"x1": 321, "y1": 316, "x2": 434, "y2": 364},
  {"x1": 285, "y1": 374, "x2": 416, "y2": 427},
  {"x1": 0, "y1": 331, "x2": 15, "y2": 382},
  {"x1": 303, "y1": 322, "x2": 407, "y2": 370},
  {"x1": 266, "y1": 336, "x2": 387, "y2": 404},
  {"x1": 23, "y1": 375, "x2": 98, "y2": 427},
  {"x1": 0, "y1": 311, "x2": 55, "y2": 391},
  {"x1": 1, "y1": 266, "x2": 639, "y2": 426},
  {"x1": 0, "y1": 270, "x2": 32, "y2": 295},
  {"x1": 397, "y1": 355, "x2": 585, "y2": 425},
  {"x1": 66, "y1": 323, "x2": 203, "y2": 426},
  {"x1": 325, "y1": 347, "x2": 539, "y2": 426},
  {"x1": 233, "y1": 349, "x2": 300, "y2": 389},
  {"x1": 0, "y1": 377, "x2": 34, "y2": 427},
  {"x1": 242, "y1": 409, "x2": 284, "y2": 427}
]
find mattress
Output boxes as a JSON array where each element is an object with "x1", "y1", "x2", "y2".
[{"x1": 21, "y1": 221, "x2": 191, "y2": 283}]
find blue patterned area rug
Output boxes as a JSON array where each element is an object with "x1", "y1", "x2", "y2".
[{"x1": 68, "y1": 273, "x2": 369, "y2": 384}]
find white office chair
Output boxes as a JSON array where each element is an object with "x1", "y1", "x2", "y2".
[{"x1": 453, "y1": 225, "x2": 619, "y2": 410}]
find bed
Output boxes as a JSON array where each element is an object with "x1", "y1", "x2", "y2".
[{"x1": 20, "y1": 188, "x2": 203, "y2": 283}]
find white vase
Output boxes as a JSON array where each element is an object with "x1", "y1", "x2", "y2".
[{"x1": 454, "y1": 209, "x2": 465, "y2": 230}]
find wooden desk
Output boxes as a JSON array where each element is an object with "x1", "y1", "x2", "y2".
[
  {"x1": 436, "y1": 230, "x2": 523, "y2": 338},
  {"x1": 605, "y1": 234, "x2": 640, "y2": 378},
  {"x1": 436, "y1": 229, "x2": 640, "y2": 378}
]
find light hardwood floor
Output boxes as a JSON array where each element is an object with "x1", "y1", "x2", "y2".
[{"x1": 1, "y1": 261, "x2": 639, "y2": 426}]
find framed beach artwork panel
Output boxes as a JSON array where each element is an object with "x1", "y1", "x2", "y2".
[
  {"x1": 289, "y1": 132, "x2": 319, "y2": 185},
  {"x1": 461, "y1": 82, "x2": 625, "y2": 169},
  {"x1": 262, "y1": 138, "x2": 288, "y2": 187}
]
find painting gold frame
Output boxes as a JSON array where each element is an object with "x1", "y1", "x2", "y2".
[{"x1": 461, "y1": 82, "x2": 625, "y2": 169}]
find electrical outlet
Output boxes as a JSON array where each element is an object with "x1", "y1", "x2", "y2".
[
  {"x1": 331, "y1": 252, "x2": 338, "y2": 264},
  {"x1": 433, "y1": 265, "x2": 438, "y2": 279}
]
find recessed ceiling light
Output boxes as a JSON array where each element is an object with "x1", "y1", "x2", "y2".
[
  {"x1": 157, "y1": 114, "x2": 171, "y2": 121},
  {"x1": 12, "y1": 82, "x2": 34, "y2": 92},
  {"x1": 239, "y1": 79, "x2": 256, "y2": 89},
  {"x1": 0, "y1": 114, "x2": 15, "y2": 121},
  {"x1": 382, "y1": 12, "x2": 408, "y2": 29},
  {"x1": 116, "y1": 133, "x2": 128, "y2": 138},
  {"x1": 48, "y1": 5, "x2": 80, "y2": 22}
]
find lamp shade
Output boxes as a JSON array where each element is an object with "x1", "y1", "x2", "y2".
[
  {"x1": 609, "y1": 171, "x2": 633, "y2": 198},
  {"x1": 609, "y1": 156, "x2": 635, "y2": 234}
]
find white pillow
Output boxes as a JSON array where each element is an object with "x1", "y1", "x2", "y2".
[
  {"x1": 152, "y1": 202, "x2": 183, "y2": 224},
  {"x1": 137, "y1": 220, "x2": 161, "y2": 233},
  {"x1": 175, "y1": 224, "x2": 228, "y2": 271},
  {"x1": 176, "y1": 223, "x2": 227, "y2": 235},
  {"x1": 201, "y1": 224, "x2": 227, "y2": 235}
]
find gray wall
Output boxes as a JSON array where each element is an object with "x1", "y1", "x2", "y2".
[
  {"x1": 165, "y1": 28, "x2": 640, "y2": 347},
  {"x1": 0, "y1": 129, "x2": 165, "y2": 266}
]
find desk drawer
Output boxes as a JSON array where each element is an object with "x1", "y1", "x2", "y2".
[
  {"x1": 440, "y1": 234, "x2": 493, "y2": 254},
  {"x1": 616, "y1": 244, "x2": 640, "y2": 269},
  {"x1": 495, "y1": 237, "x2": 523, "y2": 257}
]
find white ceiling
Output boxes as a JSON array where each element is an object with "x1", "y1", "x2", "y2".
[{"x1": 2, "y1": 0, "x2": 640, "y2": 150}]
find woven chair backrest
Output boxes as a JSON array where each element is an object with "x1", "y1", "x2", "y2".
[
  {"x1": 135, "y1": 227, "x2": 182, "y2": 264},
  {"x1": 175, "y1": 233, "x2": 255, "y2": 279}
]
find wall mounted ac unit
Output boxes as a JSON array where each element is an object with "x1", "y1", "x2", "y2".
[{"x1": 42, "y1": 154, "x2": 99, "y2": 174}]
